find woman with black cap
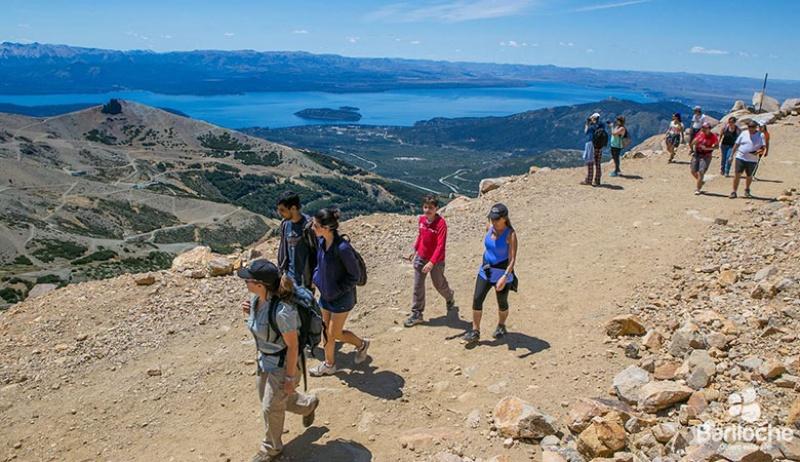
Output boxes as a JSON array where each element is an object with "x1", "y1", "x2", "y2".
[
  {"x1": 238, "y1": 259, "x2": 319, "y2": 462},
  {"x1": 463, "y1": 203, "x2": 518, "y2": 345}
]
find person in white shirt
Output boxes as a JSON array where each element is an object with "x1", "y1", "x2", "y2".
[
  {"x1": 729, "y1": 120, "x2": 766, "y2": 199},
  {"x1": 688, "y1": 106, "x2": 707, "y2": 155}
]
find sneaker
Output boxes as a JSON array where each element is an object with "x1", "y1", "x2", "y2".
[
  {"x1": 404, "y1": 312, "x2": 424, "y2": 327},
  {"x1": 446, "y1": 299, "x2": 457, "y2": 311},
  {"x1": 354, "y1": 339, "x2": 370, "y2": 364},
  {"x1": 302, "y1": 396, "x2": 319, "y2": 428},
  {"x1": 609, "y1": 171, "x2": 618, "y2": 177},
  {"x1": 694, "y1": 190, "x2": 702, "y2": 195},
  {"x1": 493, "y1": 324, "x2": 508, "y2": 339},
  {"x1": 462, "y1": 329, "x2": 480, "y2": 345},
  {"x1": 744, "y1": 189, "x2": 753, "y2": 198},
  {"x1": 309, "y1": 362, "x2": 337, "y2": 377},
  {"x1": 729, "y1": 192, "x2": 737, "y2": 199},
  {"x1": 251, "y1": 450, "x2": 280, "y2": 462},
  {"x1": 579, "y1": 180, "x2": 591, "y2": 186}
]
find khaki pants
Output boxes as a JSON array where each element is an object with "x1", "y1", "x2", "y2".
[
  {"x1": 256, "y1": 368, "x2": 317, "y2": 455},
  {"x1": 411, "y1": 255, "x2": 454, "y2": 314}
]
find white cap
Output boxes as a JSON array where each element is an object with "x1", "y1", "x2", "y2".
[
  {"x1": 693, "y1": 105, "x2": 702, "y2": 111},
  {"x1": 590, "y1": 112, "x2": 600, "y2": 119}
]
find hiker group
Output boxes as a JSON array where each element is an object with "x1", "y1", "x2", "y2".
[
  {"x1": 578, "y1": 106, "x2": 771, "y2": 198},
  {"x1": 240, "y1": 191, "x2": 516, "y2": 461}
]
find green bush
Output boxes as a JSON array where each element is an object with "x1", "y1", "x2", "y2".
[
  {"x1": 36, "y1": 274, "x2": 62, "y2": 284},
  {"x1": 84, "y1": 129, "x2": 118, "y2": 145},
  {"x1": 198, "y1": 132, "x2": 252, "y2": 151},
  {"x1": 0, "y1": 287, "x2": 23, "y2": 304},
  {"x1": 71, "y1": 249, "x2": 118, "y2": 265},
  {"x1": 12, "y1": 255, "x2": 33, "y2": 266},
  {"x1": 234, "y1": 150, "x2": 281, "y2": 167},
  {"x1": 30, "y1": 239, "x2": 88, "y2": 263}
]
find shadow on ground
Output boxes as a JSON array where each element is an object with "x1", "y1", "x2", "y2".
[{"x1": 283, "y1": 427, "x2": 373, "y2": 461}]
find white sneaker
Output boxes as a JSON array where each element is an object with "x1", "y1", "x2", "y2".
[
  {"x1": 354, "y1": 339, "x2": 370, "y2": 364},
  {"x1": 309, "y1": 362, "x2": 337, "y2": 377}
]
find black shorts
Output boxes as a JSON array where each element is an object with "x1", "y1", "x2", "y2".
[
  {"x1": 735, "y1": 159, "x2": 757, "y2": 176},
  {"x1": 666, "y1": 134, "x2": 681, "y2": 147}
]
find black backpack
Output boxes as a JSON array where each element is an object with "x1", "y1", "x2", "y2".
[
  {"x1": 267, "y1": 287, "x2": 325, "y2": 391},
  {"x1": 592, "y1": 126, "x2": 609, "y2": 149},
  {"x1": 336, "y1": 234, "x2": 368, "y2": 286}
]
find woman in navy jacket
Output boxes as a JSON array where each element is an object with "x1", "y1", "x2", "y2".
[{"x1": 309, "y1": 207, "x2": 370, "y2": 376}]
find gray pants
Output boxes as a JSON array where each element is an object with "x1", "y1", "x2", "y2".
[
  {"x1": 411, "y1": 255, "x2": 454, "y2": 314},
  {"x1": 256, "y1": 368, "x2": 317, "y2": 455}
]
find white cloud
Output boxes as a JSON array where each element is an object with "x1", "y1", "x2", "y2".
[
  {"x1": 126, "y1": 31, "x2": 150, "y2": 41},
  {"x1": 161, "y1": 34, "x2": 173, "y2": 40},
  {"x1": 17, "y1": 23, "x2": 31, "y2": 29},
  {"x1": 347, "y1": 36, "x2": 360, "y2": 43},
  {"x1": 690, "y1": 46, "x2": 728, "y2": 55},
  {"x1": 572, "y1": 0, "x2": 651, "y2": 12},
  {"x1": 559, "y1": 41, "x2": 574, "y2": 47},
  {"x1": 292, "y1": 29, "x2": 309, "y2": 34},
  {"x1": 224, "y1": 32, "x2": 235, "y2": 37},
  {"x1": 410, "y1": 40, "x2": 422, "y2": 45},
  {"x1": 586, "y1": 48, "x2": 595, "y2": 53},
  {"x1": 365, "y1": 0, "x2": 536, "y2": 23},
  {"x1": 500, "y1": 40, "x2": 536, "y2": 48}
]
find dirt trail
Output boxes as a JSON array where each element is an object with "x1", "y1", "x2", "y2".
[{"x1": 1, "y1": 117, "x2": 799, "y2": 462}]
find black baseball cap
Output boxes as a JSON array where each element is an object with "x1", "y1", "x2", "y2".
[
  {"x1": 488, "y1": 203, "x2": 509, "y2": 220},
  {"x1": 237, "y1": 259, "x2": 280, "y2": 288}
]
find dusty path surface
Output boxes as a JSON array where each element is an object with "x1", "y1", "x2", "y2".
[{"x1": 1, "y1": 117, "x2": 799, "y2": 462}]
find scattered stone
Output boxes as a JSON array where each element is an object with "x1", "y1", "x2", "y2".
[
  {"x1": 718, "y1": 269, "x2": 739, "y2": 287},
  {"x1": 577, "y1": 418, "x2": 627, "y2": 459},
  {"x1": 134, "y1": 273, "x2": 157, "y2": 286},
  {"x1": 642, "y1": 330, "x2": 664, "y2": 350},
  {"x1": 613, "y1": 366, "x2": 650, "y2": 404},
  {"x1": 759, "y1": 360, "x2": 786, "y2": 380},
  {"x1": 492, "y1": 396, "x2": 559, "y2": 440},
  {"x1": 720, "y1": 442, "x2": 771, "y2": 462},
  {"x1": 637, "y1": 381, "x2": 693, "y2": 413},
  {"x1": 207, "y1": 257, "x2": 234, "y2": 277},
  {"x1": 605, "y1": 315, "x2": 647, "y2": 337},
  {"x1": 146, "y1": 368, "x2": 162, "y2": 377}
]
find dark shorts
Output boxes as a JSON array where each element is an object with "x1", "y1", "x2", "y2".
[
  {"x1": 735, "y1": 158, "x2": 757, "y2": 176},
  {"x1": 319, "y1": 289, "x2": 356, "y2": 314},
  {"x1": 666, "y1": 133, "x2": 681, "y2": 147},
  {"x1": 691, "y1": 154, "x2": 711, "y2": 174}
]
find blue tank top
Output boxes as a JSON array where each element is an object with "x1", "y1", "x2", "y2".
[{"x1": 478, "y1": 227, "x2": 514, "y2": 283}]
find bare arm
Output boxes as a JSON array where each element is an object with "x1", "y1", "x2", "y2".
[
  {"x1": 506, "y1": 231, "x2": 518, "y2": 275},
  {"x1": 282, "y1": 330, "x2": 300, "y2": 393}
]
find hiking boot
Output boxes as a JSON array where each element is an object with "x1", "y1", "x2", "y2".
[
  {"x1": 403, "y1": 312, "x2": 424, "y2": 327},
  {"x1": 303, "y1": 396, "x2": 319, "y2": 428},
  {"x1": 462, "y1": 329, "x2": 480, "y2": 345},
  {"x1": 609, "y1": 171, "x2": 618, "y2": 177},
  {"x1": 493, "y1": 324, "x2": 508, "y2": 339},
  {"x1": 744, "y1": 189, "x2": 753, "y2": 198},
  {"x1": 354, "y1": 339, "x2": 370, "y2": 364},
  {"x1": 309, "y1": 362, "x2": 337, "y2": 377},
  {"x1": 729, "y1": 192, "x2": 737, "y2": 199},
  {"x1": 446, "y1": 299, "x2": 457, "y2": 311}
]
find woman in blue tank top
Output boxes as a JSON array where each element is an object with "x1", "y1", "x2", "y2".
[{"x1": 463, "y1": 203, "x2": 518, "y2": 345}]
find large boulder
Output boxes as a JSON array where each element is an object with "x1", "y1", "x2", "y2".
[
  {"x1": 788, "y1": 397, "x2": 800, "y2": 429},
  {"x1": 207, "y1": 257, "x2": 234, "y2": 277},
  {"x1": 171, "y1": 246, "x2": 213, "y2": 272},
  {"x1": 492, "y1": 396, "x2": 559, "y2": 439},
  {"x1": 731, "y1": 100, "x2": 747, "y2": 112},
  {"x1": 637, "y1": 381, "x2": 693, "y2": 413},
  {"x1": 781, "y1": 98, "x2": 800, "y2": 113},
  {"x1": 566, "y1": 398, "x2": 637, "y2": 434},
  {"x1": 479, "y1": 177, "x2": 511, "y2": 195},
  {"x1": 753, "y1": 91, "x2": 780, "y2": 113}
]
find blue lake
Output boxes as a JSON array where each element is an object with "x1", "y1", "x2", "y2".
[{"x1": 0, "y1": 83, "x2": 652, "y2": 129}]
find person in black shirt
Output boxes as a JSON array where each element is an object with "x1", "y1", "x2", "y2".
[
  {"x1": 276, "y1": 191, "x2": 317, "y2": 289},
  {"x1": 719, "y1": 117, "x2": 741, "y2": 177}
]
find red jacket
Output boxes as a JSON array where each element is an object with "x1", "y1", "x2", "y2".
[{"x1": 414, "y1": 214, "x2": 447, "y2": 264}]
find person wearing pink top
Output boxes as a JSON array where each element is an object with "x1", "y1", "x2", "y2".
[{"x1": 404, "y1": 194, "x2": 456, "y2": 327}]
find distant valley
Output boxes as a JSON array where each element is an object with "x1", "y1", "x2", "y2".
[{"x1": 243, "y1": 99, "x2": 696, "y2": 195}]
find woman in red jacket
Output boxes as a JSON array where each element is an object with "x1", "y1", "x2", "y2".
[{"x1": 404, "y1": 194, "x2": 456, "y2": 327}]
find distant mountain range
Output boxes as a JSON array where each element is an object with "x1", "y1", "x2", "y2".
[
  {"x1": 244, "y1": 99, "x2": 695, "y2": 194},
  {"x1": 0, "y1": 100, "x2": 423, "y2": 304},
  {"x1": 2, "y1": 42, "x2": 799, "y2": 110}
]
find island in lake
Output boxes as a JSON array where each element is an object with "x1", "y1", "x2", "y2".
[{"x1": 294, "y1": 106, "x2": 362, "y2": 122}]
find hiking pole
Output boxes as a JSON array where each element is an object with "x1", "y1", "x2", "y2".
[{"x1": 758, "y1": 73, "x2": 768, "y2": 113}]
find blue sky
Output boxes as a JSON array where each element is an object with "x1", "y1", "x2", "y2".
[{"x1": 3, "y1": 0, "x2": 798, "y2": 79}]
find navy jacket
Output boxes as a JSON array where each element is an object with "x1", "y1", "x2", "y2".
[{"x1": 312, "y1": 235, "x2": 360, "y2": 302}]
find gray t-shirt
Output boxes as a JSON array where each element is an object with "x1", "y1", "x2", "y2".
[{"x1": 246, "y1": 296, "x2": 300, "y2": 372}]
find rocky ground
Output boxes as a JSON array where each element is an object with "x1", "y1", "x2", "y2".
[{"x1": 1, "y1": 114, "x2": 799, "y2": 462}]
